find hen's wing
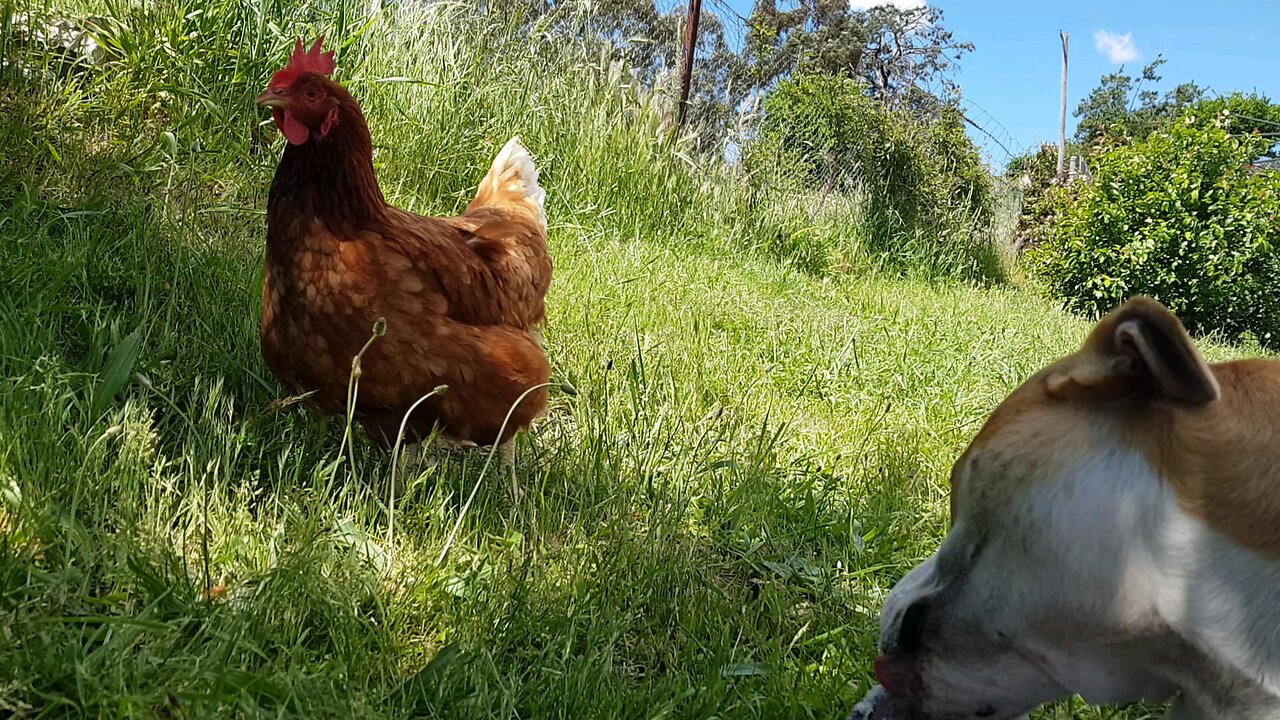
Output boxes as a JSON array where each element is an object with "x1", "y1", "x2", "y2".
[{"x1": 379, "y1": 136, "x2": 551, "y2": 330}]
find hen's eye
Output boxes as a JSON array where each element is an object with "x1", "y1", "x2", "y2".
[{"x1": 304, "y1": 88, "x2": 320, "y2": 100}]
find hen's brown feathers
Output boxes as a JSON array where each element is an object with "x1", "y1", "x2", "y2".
[{"x1": 260, "y1": 72, "x2": 551, "y2": 447}]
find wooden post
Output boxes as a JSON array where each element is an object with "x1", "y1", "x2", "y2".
[
  {"x1": 1058, "y1": 31, "x2": 1069, "y2": 177},
  {"x1": 677, "y1": 0, "x2": 703, "y2": 126}
]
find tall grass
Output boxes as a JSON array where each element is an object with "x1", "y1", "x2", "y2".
[{"x1": 0, "y1": 1, "x2": 1166, "y2": 717}]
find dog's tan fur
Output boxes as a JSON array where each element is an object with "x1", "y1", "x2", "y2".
[
  {"x1": 960, "y1": 297, "x2": 1280, "y2": 557},
  {"x1": 852, "y1": 296, "x2": 1280, "y2": 720}
]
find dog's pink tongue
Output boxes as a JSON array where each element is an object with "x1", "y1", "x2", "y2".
[{"x1": 873, "y1": 655, "x2": 914, "y2": 698}]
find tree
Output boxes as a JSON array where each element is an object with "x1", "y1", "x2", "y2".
[
  {"x1": 744, "y1": 0, "x2": 867, "y2": 92},
  {"x1": 744, "y1": 1, "x2": 970, "y2": 114},
  {"x1": 1073, "y1": 56, "x2": 1205, "y2": 146},
  {"x1": 483, "y1": 0, "x2": 973, "y2": 145},
  {"x1": 479, "y1": 0, "x2": 747, "y2": 144},
  {"x1": 857, "y1": 4, "x2": 971, "y2": 111}
]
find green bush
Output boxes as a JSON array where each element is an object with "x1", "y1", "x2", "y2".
[
  {"x1": 924, "y1": 108, "x2": 994, "y2": 226},
  {"x1": 749, "y1": 75, "x2": 926, "y2": 213},
  {"x1": 1028, "y1": 110, "x2": 1280, "y2": 345},
  {"x1": 1004, "y1": 143, "x2": 1066, "y2": 253},
  {"x1": 1194, "y1": 93, "x2": 1280, "y2": 150},
  {"x1": 743, "y1": 73, "x2": 1000, "y2": 281}
]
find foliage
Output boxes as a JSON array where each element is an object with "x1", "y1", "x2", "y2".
[
  {"x1": 1194, "y1": 93, "x2": 1280, "y2": 158},
  {"x1": 1029, "y1": 109, "x2": 1280, "y2": 345},
  {"x1": 1004, "y1": 143, "x2": 1073, "y2": 252},
  {"x1": 745, "y1": 0, "x2": 865, "y2": 92},
  {"x1": 465, "y1": 1, "x2": 972, "y2": 155},
  {"x1": 1004, "y1": 143, "x2": 1059, "y2": 183},
  {"x1": 857, "y1": 4, "x2": 971, "y2": 111},
  {"x1": 0, "y1": 0, "x2": 1085, "y2": 717},
  {"x1": 1029, "y1": 64, "x2": 1280, "y2": 264},
  {"x1": 478, "y1": 0, "x2": 748, "y2": 147},
  {"x1": 0, "y1": 2, "x2": 1186, "y2": 719},
  {"x1": 475, "y1": 1, "x2": 974, "y2": 146},
  {"x1": 1073, "y1": 56, "x2": 1280, "y2": 157},
  {"x1": 925, "y1": 106, "x2": 993, "y2": 219},
  {"x1": 744, "y1": 1, "x2": 970, "y2": 113},
  {"x1": 745, "y1": 73, "x2": 998, "y2": 279},
  {"x1": 1073, "y1": 56, "x2": 1205, "y2": 147}
]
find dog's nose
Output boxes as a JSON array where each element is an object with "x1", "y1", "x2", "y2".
[{"x1": 895, "y1": 597, "x2": 931, "y2": 653}]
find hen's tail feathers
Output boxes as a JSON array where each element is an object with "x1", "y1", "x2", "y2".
[{"x1": 469, "y1": 136, "x2": 546, "y2": 228}]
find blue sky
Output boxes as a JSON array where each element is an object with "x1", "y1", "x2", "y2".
[{"x1": 720, "y1": 0, "x2": 1280, "y2": 168}]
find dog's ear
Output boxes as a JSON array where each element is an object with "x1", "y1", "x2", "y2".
[{"x1": 1046, "y1": 296, "x2": 1219, "y2": 405}]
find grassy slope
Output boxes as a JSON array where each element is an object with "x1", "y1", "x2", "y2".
[{"x1": 0, "y1": 3, "x2": 1248, "y2": 718}]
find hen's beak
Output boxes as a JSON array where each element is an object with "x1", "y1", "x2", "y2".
[{"x1": 256, "y1": 88, "x2": 287, "y2": 109}]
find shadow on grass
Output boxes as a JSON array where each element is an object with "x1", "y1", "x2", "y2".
[
  {"x1": 0, "y1": 42, "x2": 912, "y2": 720},
  {"x1": 0, "y1": 289, "x2": 901, "y2": 718}
]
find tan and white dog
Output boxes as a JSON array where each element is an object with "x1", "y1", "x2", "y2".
[{"x1": 848, "y1": 297, "x2": 1280, "y2": 719}]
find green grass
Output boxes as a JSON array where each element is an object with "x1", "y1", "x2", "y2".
[{"x1": 0, "y1": 1, "x2": 1248, "y2": 718}]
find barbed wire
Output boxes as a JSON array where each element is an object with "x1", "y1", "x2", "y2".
[
  {"x1": 955, "y1": 97, "x2": 1023, "y2": 164},
  {"x1": 703, "y1": 0, "x2": 749, "y2": 27},
  {"x1": 1231, "y1": 113, "x2": 1280, "y2": 130}
]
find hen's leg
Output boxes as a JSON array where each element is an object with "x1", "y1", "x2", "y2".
[
  {"x1": 391, "y1": 441, "x2": 440, "y2": 500},
  {"x1": 398, "y1": 441, "x2": 439, "y2": 470},
  {"x1": 498, "y1": 439, "x2": 521, "y2": 502}
]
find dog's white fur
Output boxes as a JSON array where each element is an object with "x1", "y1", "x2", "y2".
[{"x1": 857, "y1": 297, "x2": 1280, "y2": 719}]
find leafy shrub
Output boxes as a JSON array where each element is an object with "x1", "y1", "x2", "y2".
[
  {"x1": 749, "y1": 75, "x2": 926, "y2": 212},
  {"x1": 743, "y1": 73, "x2": 1000, "y2": 281},
  {"x1": 1028, "y1": 110, "x2": 1280, "y2": 345},
  {"x1": 1004, "y1": 143, "x2": 1069, "y2": 253},
  {"x1": 1195, "y1": 93, "x2": 1280, "y2": 140},
  {"x1": 924, "y1": 108, "x2": 994, "y2": 226}
]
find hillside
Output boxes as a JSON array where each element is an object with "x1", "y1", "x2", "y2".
[{"x1": 0, "y1": 3, "x2": 1230, "y2": 717}]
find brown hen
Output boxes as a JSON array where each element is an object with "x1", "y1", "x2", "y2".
[{"x1": 254, "y1": 37, "x2": 551, "y2": 460}]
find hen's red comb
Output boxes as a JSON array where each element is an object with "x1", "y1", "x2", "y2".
[{"x1": 267, "y1": 36, "x2": 336, "y2": 89}]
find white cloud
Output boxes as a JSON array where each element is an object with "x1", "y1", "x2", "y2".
[
  {"x1": 1094, "y1": 30, "x2": 1139, "y2": 64},
  {"x1": 849, "y1": 0, "x2": 926, "y2": 10}
]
